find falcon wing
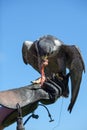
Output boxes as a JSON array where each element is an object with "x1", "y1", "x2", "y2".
[
  {"x1": 62, "y1": 45, "x2": 85, "y2": 113},
  {"x1": 22, "y1": 40, "x2": 40, "y2": 72},
  {"x1": 22, "y1": 41, "x2": 33, "y2": 64}
]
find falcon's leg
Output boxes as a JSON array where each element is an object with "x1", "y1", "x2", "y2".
[{"x1": 56, "y1": 72, "x2": 70, "y2": 97}]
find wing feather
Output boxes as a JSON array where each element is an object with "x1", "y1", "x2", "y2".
[
  {"x1": 62, "y1": 45, "x2": 85, "y2": 113},
  {"x1": 22, "y1": 41, "x2": 33, "y2": 64},
  {"x1": 68, "y1": 58, "x2": 83, "y2": 113},
  {"x1": 22, "y1": 40, "x2": 40, "y2": 72}
]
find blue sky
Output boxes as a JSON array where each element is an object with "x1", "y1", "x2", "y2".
[{"x1": 0, "y1": 0, "x2": 87, "y2": 130}]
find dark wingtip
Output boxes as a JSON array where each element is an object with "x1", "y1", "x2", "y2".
[
  {"x1": 67, "y1": 103, "x2": 73, "y2": 113},
  {"x1": 67, "y1": 102, "x2": 74, "y2": 113}
]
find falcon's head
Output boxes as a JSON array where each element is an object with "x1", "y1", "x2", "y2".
[{"x1": 35, "y1": 35, "x2": 63, "y2": 70}]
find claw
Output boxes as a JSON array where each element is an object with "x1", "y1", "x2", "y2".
[
  {"x1": 32, "y1": 76, "x2": 46, "y2": 87},
  {"x1": 55, "y1": 73, "x2": 63, "y2": 80},
  {"x1": 32, "y1": 77, "x2": 42, "y2": 84}
]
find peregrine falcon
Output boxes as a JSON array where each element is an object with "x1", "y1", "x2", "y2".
[{"x1": 22, "y1": 35, "x2": 85, "y2": 112}]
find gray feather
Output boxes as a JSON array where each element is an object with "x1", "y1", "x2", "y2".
[
  {"x1": 61, "y1": 45, "x2": 85, "y2": 112},
  {"x1": 22, "y1": 41, "x2": 33, "y2": 64}
]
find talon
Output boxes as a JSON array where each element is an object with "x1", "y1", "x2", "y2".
[
  {"x1": 56, "y1": 73, "x2": 63, "y2": 80},
  {"x1": 32, "y1": 76, "x2": 46, "y2": 87},
  {"x1": 32, "y1": 78, "x2": 42, "y2": 84}
]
